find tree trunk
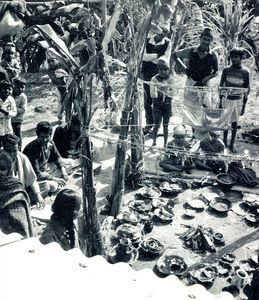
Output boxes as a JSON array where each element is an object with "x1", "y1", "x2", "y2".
[
  {"x1": 109, "y1": 109, "x2": 131, "y2": 217},
  {"x1": 81, "y1": 128, "x2": 104, "y2": 256},
  {"x1": 109, "y1": 72, "x2": 134, "y2": 217},
  {"x1": 130, "y1": 91, "x2": 144, "y2": 188}
]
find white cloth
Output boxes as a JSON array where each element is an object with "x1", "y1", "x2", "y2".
[{"x1": 0, "y1": 95, "x2": 17, "y2": 135}]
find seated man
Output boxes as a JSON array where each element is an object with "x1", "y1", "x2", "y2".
[
  {"x1": 53, "y1": 114, "x2": 101, "y2": 174},
  {"x1": 53, "y1": 114, "x2": 81, "y2": 159},
  {"x1": 194, "y1": 131, "x2": 225, "y2": 173},
  {"x1": 23, "y1": 121, "x2": 68, "y2": 198},
  {"x1": 3, "y1": 134, "x2": 45, "y2": 208},
  {"x1": 159, "y1": 125, "x2": 193, "y2": 172}
]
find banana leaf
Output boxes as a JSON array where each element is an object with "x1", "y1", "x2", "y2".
[
  {"x1": 70, "y1": 38, "x2": 96, "y2": 55},
  {"x1": 36, "y1": 24, "x2": 79, "y2": 68},
  {"x1": 102, "y1": 3, "x2": 121, "y2": 53}
]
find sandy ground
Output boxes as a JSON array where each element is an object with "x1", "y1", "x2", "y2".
[{"x1": 23, "y1": 71, "x2": 259, "y2": 299}]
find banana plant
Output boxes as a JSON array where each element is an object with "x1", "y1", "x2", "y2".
[
  {"x1": 34, "y1": 3, "x2": 122, "y2": 255},
  {"x1": 202, "y1": 0, "x2": 254, "y2": 66}
]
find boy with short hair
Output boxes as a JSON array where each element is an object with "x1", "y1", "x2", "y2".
[
  {"x1": 23, "y1": 121, "x2": 68, "y2": 197},
  {"x1": 0, "y1": 80, "x2": 17, "y2": 147},
  {"x1": 219, "y1": 47, "x2": 250, "y2": 153},
  {"x1": 11, "y1": 77, "x2": 27, "y2": 150},
  {"x1": 150, "y1": 57, "x2": 174, "y2": 148},
  {"x1": 194, "y1": 131, "x2": 225, "y2": 173}
]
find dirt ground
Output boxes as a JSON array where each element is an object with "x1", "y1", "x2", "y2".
[{"x1": 23, "y1": 71, "x2": 259, "y2": 299}]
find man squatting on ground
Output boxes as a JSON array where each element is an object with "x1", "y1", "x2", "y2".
[{"x1": 23, "y1": 121, "x2": 68, "y2": 198}]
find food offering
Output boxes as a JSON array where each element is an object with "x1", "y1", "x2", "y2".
[
  {"x1": 135, "y1": 185, "x2": 162, "y2": 199},
  {"x1": 140, "y1": 238, "x2": 164, "y2": 257},
  {"x1": 116, "y1": 223, "x2": 143, "y2": 245},
  {"x1": 179, "y1": 225, "x2": 216, "y2": 253},
  {"x1": 159, "y1": 181, "x2": 182, "y2": 195},
  {"x1": 243, "y1": 213, "x2": 259, "y2": 225},
  {"x1": 117, "y1": 210, "x2": 140, "y2": 226},
  {"x1": 156, "y1": 250, "x2": 188, "y2": 276},
  {"x1": 152, "y1": 197, "x2": 168, "y2": 209},
  {"x1": 183, "y1": 209, "x2": 196, "y2": 219},
  {"x1": 128, "y1": 198, "x2": 153, "y2": 213},
  {"x1": 154, "y1": 207, "x2": 174, "y2": 223},
  {"x1": 209, "y1": 197, "x2": 232, "y2": 214},
  {"x1": 221, "y1": 253, "x2": 236, "y2": 264},
  {"x1": 217, "y1": 260, "x2": 232, "y2": 277},
  {"x1": 216, "y1": 173, "x2": 236, "y2": 191},
  {"x1": 108, "y1": 237, "x2": 138, "y2": 265},
  {"x1": 189, "y1": 264, "x2": 218, "y2": 283},
  {"x1": 186, "y1": 198, "x2": 206, "y2": 210},
  {"x1": 213, "y1": 232, "x2": 225, "y2": 246}
]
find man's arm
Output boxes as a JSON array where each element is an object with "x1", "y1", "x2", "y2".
[
  {"x1": 200, "y1": 53, "x2": 218, "y2": 85},
  {"x1": 171, "y1": 48, "x2": 192, "y2": 73},
  {"x1": 50, "y1": 143, "x2": 68, "y2": 181},
  {"x1": 30, "y1": 180, "x2": 45, "y2": 209},
  {"x1": 241, "y1": 70, "x2": 251, "y2": 116}
]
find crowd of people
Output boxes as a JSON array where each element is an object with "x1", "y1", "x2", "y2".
[
  {"x1": 142, "y1": 26, "x2": 250, "y2": 152},
  {"x1": 0, "y1": 11, "x2": 253, "y2": 255},
  {"x1": 0, "y1": 37, "x2": 87, "y2": 250}
]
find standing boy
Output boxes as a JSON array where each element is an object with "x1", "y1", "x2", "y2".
[
  {"x1": 11, "y1": 77, "x2": 27, "y2": 150},
  {"x1": 219, "y1": 47, "x2": 250, "y2": 153},
  {"x1": 0, "y1": 80, "x2": 17, "y2": 146},
  {"x1": 141, "y1": 27, "x2": 171, "y2": 135},
  {"x1": 150, "y1": 57, "x2": 174, "y2": 148}
]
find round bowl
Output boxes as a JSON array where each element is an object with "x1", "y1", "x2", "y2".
[
  {"x1": 209, "y1": 197, "x2": 232, "y2": 213},
  {"x1": 216, "y1": 173, "x2": 236, "y2": 191},
  {"x1": 213, "y1": 232, "x2": 225, "y2": 245}
]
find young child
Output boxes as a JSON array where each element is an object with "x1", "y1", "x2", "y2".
[
  {"x1": 11, "y1": 77, "x2": 27, "y2": 150},
  {"x1": 150, "y1": 57, "x2": 174, "y2": 148},
  {"x1": 40, "y1": 189, "x2": 82, "y2": 251},
  {"x1": 194, "y1": 131, "x2": 225, "y2": 173},
  {"x1": 159, "y1": 125, "x2": 193, "y2": 172},
  {"x1": 219, "y1": 47, "x2": 250, "y2": 153}
]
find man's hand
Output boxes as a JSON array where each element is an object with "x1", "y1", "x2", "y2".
[
  {"x1": 36, "y1": 194, "x2": 45, "y2": 210},
  {"x1": 0, "y1": 108, "x2": 8, "y2": 115},
  {"x1": 61, "y1": 168, "x2": 68, "y2": 181},
  {"x1": 54, "y1": 177, "x2": 66, "y2": 187}
]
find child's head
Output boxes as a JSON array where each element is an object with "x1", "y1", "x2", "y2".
[
  {"x1": 173, "y1": 125, "x2": 186, "y2": 146},
  {"x1": 13, "y1": 77, "x2": 26, "y2": 96},
  {"x1": 2, "y1": 45, "x2": 16, "y2": 62},
  {"x1": 52, "y1": 189, "x2": 82, "y2": 221},
  {"x1": 229, "y1": 47, "x2": 244, "y2": 66},
  {"x1": 47, "y1": 57, "x2": 60, "y2": 69},
  {"x1": 157, "y1": 57, "x2": 170, "y2": 79},
  {"x1": 0, "y1": 80, "x2": 13, "y2": 100}
]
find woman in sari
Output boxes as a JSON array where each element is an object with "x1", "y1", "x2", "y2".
[{"x1": 0, "y1": 150, "x2": 34, "y2": 237}]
